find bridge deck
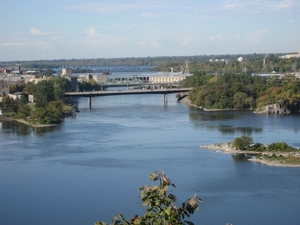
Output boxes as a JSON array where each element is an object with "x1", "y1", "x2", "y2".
[{"x1": 64, "y1": 88, "x2": 192, "y2": 97}]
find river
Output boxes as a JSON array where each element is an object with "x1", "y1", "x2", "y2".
[{"x1": 0, "y1": 93, "x2": 300, "y2": 225}]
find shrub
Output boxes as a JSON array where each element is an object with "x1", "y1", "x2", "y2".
[
  {"x1": 95, "y1": 171, "x2": 202, "y2": 225},
  {"x1": 232, "y1": 135, "x2": 253, "y2": 150},
  {"x1": 268, "y1": 142, "x2": 297, "y2": 152}
]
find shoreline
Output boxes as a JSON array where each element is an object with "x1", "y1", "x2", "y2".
[
  {"x1": 201, "y1": 142, "x2": 300, "y2": 167},
  {"x1": 1, "y1": 118, "x2": 57, "y2": 128},
  {"x1": 179, "y1": 96, "x2": 253, "y2": 111}
]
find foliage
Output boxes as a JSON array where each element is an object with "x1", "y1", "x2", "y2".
[
  {"x1": 95, "y1": 171, "x2": 202, "y2": 225},
  {"x1": 34, "y1": 77, "x2": 71, "y2": 107},
  {"x1": 34, "y1": 80, "x2": 55, "y2": 107},
  {"x1": 79, "y1": 80, "x2": 101, "y2": 91},
  {"x1": 0, "y1": 95, "x2": 18, "y2": 112},
  {"x1": 24, "y1": 82, "x2": 36, "y2": 95},
  {"x1": 232, "y1": 135, "x2": 253, "y2": 150},
  {"x1": 9, "y1": 80, "x2": 25, "y2": 94},
  {"x1": 17, "y1": 103, "x2": 31, "y2": 119},
  {"x1": 188, "y1": 70, "x2": 300, "y2": 111},
  {"x1": 268, "y1": 142, "x2": 297, "y2": 152},
  {"x1": 246, "y1": 143, "x2": 267, "y2": 152},
  {"x1": 30, "y1": 100, "x2": 64, "y2": 124}
]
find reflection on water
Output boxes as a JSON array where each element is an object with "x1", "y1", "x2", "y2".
[
  {"x1": 189, "y1": 110, "x2": 242, "y2": 121},
  {"x1": 232, "y1": 154, "x2": 254, "y2": 161},
  {"x1": 189, "y1": 110, "x2": 263, "y2": 134},
  {"x1": 218, "y1": 125, "x2": 262, "y2": 134},
  {"x1": 0, "y1": 120, "x2": 56, "y2": 136}
]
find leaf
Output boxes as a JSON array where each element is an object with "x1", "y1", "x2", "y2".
[
  {"x1": 164, "y1": 207, "x2": 172, "y2": 215},
  {"x1": 149, "y1": 172, "x2": 158, "y2": 181}
]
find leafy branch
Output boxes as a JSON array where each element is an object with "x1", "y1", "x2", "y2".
[{"x1": 95, "y1": 171, "x2": 202, "y2": 225}]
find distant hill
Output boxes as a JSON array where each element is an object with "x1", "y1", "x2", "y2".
[{"x1": 0, "y1": 53, "x2": 290, "y2": 69}]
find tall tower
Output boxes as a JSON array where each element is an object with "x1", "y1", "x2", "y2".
[
  {"x1": 263, "y1": 54, "x2": 266, "y2": 72},
  {"x1": 184, "y1": 60, "x2": 190, "y2": 75}
]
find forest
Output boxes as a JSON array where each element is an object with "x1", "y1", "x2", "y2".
[{"x1": 186, "y1": 71, "x2": 300, "y2": 112}]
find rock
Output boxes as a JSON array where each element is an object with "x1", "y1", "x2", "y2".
[{"x1": 255, "y1": 102, "x2": 290, "y2": 114}]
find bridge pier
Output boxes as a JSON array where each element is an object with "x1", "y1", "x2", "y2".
[
  {"x1": 88, "y1": 97, "x2": 92, "y2": 109},
  {"x1": 164, "y1": 94, "x2": 167, "y2": 104}
]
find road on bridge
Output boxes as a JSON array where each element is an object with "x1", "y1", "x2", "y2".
[
  {"x1": 64, "y1": 87, "x2": 192, "y2": 97},
  {"x1": 64, "y1": 87, "x2": 192, "y2": 109}
]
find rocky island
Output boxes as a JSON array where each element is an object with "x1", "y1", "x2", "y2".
[{"x1": 201, "y1": 140, "x2": 300, "y2": 167}]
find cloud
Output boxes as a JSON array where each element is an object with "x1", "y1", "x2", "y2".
[
  {"x1": 87, "y1": 27, "x2": 98, "y2": 37},
  {"x1": 182, "y1": 36, "x2": 193, "y2": 46},
  {"x1": 30, "y1": 28, "x2": 46, "y2": 35},
  {"x1": 245, "y1": 29, "x2": 268, "y2": 44},
  {"x1": 2, "y1": 42, "x2": 26, "y2": 47},
  {"x1": 138, "y1": 41, "x2": 147, "y2": 46},
  {"x1": 208, "y1": 35, "x2": 224, "y2": 41},
  {"x1": 62, "y1": 2, "x2": 140, "y2": 13},
  {"x1": 272, "y1": 0, "x2": 293, "y2": 11},
  {"x1": 152, "y1": 40, "x2": 160, "y2": 49},
  {"x1": 223, "y1": 0, "x2": 243, "y2": 10}
]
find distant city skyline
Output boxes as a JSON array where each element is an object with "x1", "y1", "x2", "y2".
[{"x1": 1, "y1": 0, "x2": 300, "y2": 61}]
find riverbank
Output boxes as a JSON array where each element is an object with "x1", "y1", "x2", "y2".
[
  {"x1": 0, "y1": 118, "x2": 57, "y2": 127},
  {"x1": 179, "y1": 96, "x2": 253, "y2": 111},
  {"x1": 201, "y1": 142, "x2": 300, "y2": 167}
]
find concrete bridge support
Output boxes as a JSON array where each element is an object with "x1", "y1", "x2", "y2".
[{"x1": 88, "y1": 97, "x2": 92, "y2": 109}]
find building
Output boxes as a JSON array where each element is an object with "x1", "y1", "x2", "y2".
[
  {"x1": 29, "y1": 75, "x2": 51, "y2": 84},
  {"x1": 279, "y1": 47, "x2": 300, "y2": 59},
  {"x1": 0, "y1": 79, "x2": 9, "y2": 96},
  {"x1": 149, "y1": 74, "x2": 187, "y2": 84},
  {"x1": 61, "y1": 69, "x2": 78, "y2": 91},
  {"x1": 62, "y1": 68, "x2": 72, "y2": 78}
]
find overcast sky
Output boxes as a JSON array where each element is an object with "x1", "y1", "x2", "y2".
[{"x1": 1, "y1": 0, "x2": 299, "y2": 61}]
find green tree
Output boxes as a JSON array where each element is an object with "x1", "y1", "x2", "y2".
[
  {"x1": 31, "y1": 100, "x2": 64, "y2": 124},
  {"x1": 233, "y1": 92, "x2": 248, "y2": 108},
  {"x1": 34, "y1": 80, "x2": 54, "y2": 107},
  {"x1": 24, "y1": 82, "x2": 36, "y2": 95},
  {"x1": 95, "y1": 171, "x2": 202, "y2": 225},
  {"x1": 232, "y1": 135, "x2": 253, "y2": 150},
  {"x1": 17, "y1": 103, "x2": 31, "y2": 119}
]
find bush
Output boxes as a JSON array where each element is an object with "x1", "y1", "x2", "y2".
[
  {"x1": 95, "y1": 171, "x2": 202, "y2": 225},
  {"x1": 246, "y1": 143, "x2": 267, "y2": 152},
  {"x1": 268, "y1": 142, "x2": 297, "y2": 152},
  {"x1": 232, "y1": 135, "x2": 253, "y2": 150}
]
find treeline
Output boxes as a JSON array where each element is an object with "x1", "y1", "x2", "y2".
[
  {"x1": 0, "y1": 77, "x2": 75, "y2": 124},
  {"x1": 1, "y1": 54, "x2": 298, "y2": 75},
  {"x1": 2, "y1": 53, "x2": 295, "y2": 71},
  {"x1": 186, "y1": 71, "x2": 300, "y2": 111}
]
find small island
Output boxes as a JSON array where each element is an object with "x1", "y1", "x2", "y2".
[{"x1": 201, "y1": 135, "x2": 300, "y2": 167}]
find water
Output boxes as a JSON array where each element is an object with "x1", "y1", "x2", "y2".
[{"x1": 0, "y1": 94, "x2": 300, "y2": 225}]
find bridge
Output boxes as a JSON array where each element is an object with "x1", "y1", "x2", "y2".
[{"x1": 64, "y1": 87, "x2": 192, "y2": 109}]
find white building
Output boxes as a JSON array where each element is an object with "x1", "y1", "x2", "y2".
[
  {"x1": 149, "y1": 75, "x2": 187, "y2": 84},
  {"x1": 238, "y1": 57, "x2": 243, "y2": 62},
  {"x1": 279, "y1": 47, "x2": 300, "y2": 59}
]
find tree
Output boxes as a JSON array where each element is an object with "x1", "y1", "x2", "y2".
[
  {"x1": 232, "y1": 135, "x2": 253, "y2": 150},
  {"x1": 17, "y1": 103, "x2": 31, "y2": 119},
  {"x1": 24, "y1": 82, "x2": 36, "y2": 95},
  {"x1": 95, "y1": 171, "x2": 202, "y2": 225},
  {"x1": 233, "y1": 92, "x2": 248, "y2": 108},
  {"x1": 34, "y1": 80, "x2": 54, "y2": 107}
]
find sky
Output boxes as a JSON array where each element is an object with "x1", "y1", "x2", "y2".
[{"x1": 1, "y1": 0, "x2": 300, "y2": 61}]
